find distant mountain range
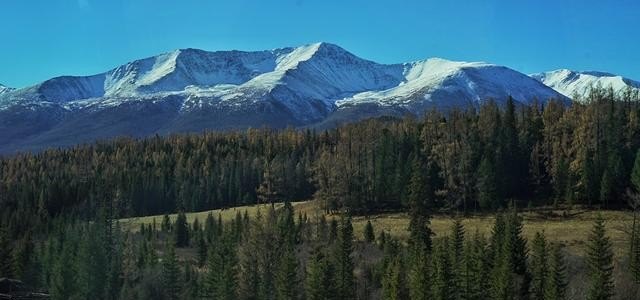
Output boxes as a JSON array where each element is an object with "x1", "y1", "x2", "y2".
[
  {"x1": 0, "y1": 42, "x2": 637, "y2": 154},
  {"x1": 531, "y1": 69, "x2": 640, "y2": 99}
]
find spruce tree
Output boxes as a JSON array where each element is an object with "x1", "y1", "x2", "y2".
[
  {"x1": 0, "y1": 226, "x2": 14, "y2": 278},
  {"x1": 50, "y1": 241, "x2": 77, "y2": 300},
  {"x1": 544, "y1": 244, "x2": 567, "y2": 300},
  {"x1": 364, "y1": 220, "x2": 375, "y2": 243},
  {"x1": 174, "y1": 211, "x2": 190, "y2": 247},
  {"x1": 433, "y1": 237, "x2": 454, "y2": 300},
  {"x1": 306, "y1": 249, "x2": 335, "y2": 300},
  {"x1": 450, "y1": 219, "x2": 465, "y2": 300},
  {"x1": 206, "y1": 236, "x2": 238, "y2": 300},
  {"x1": 333, "y1": 215, "x2": 355, "y2": 300},
  {"x1": 382, "y1": 256, "x2": 407, "y2": 300},
  {"x1": 586, "y1": 214, "x2": 614, "y2": 300},
  {"x1": 407, "y1": 155, "x2": 433, "y2": 253},
  {"x1": 463, "y1": 231, "x2": 489, "y2": 300},
  {"x1": 530, "y1": 232, "x2": 549, "y2": 300},
  {"x1": 477, "y1": 156, "x2": 500, "y2": 209},
  {"x1": 162, "y1": 242, "x2": 181, "y2": 300}
]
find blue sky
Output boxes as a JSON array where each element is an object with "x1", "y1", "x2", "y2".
[{"x1": 1, "y1": 0, "x2": 639, "y2": 87}]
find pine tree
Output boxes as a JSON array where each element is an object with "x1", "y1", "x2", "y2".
[
  {"x1": 162, "y1": 214, "x2": 172, "y2": 232},
  {"x1": 364, "y1": 220, "x2": 375, "y2": 243},
  {"x1": 477, "y1": 156, "x2": 500, "y2": 209},
  {"x1": 530, "y1": 232, "x2": 549, "y2": 300},
  {"x1": 507, "y1": 208, "x2": 531, "y2": 299},
  {"x1": 463, "y1": 231, "x2": 489, "y2": 300},
  {"x1": 586, "y1": 214, "x2": 614, "y2": 300},
  {"x1": 206, "y1": 236, "x2": 238, "y2": 300},
  {"x1": 408, "y1": 247, "x2": 431, "y2": 300},
  {"x1": 631, "y1": 149, "x2": 640, "y2": 192},
  {"x1": 0, "y1": 226, "x2": 14, "y2": 278},
  {"x1": 407, "y1": 156, "x2": 433, "y2": 253},
  {"x1": 449, "y1": 219, "x2": 465, "y2": 300},
  {"x1": 433, "y1": 237, "x2": 454, "y2": 300},
  {"x1": 333, "y1": 215, "x2": 355, "y2": 300},
  {"x1": 162, "y1": 242, "x2": 181, "y2": 300},
  {"x1": 629, "y1": 149, "x2": 640, "y2": 283},
  {"x1": 382, "y1": 256, "x2": 407, "y2": 300},
  {"x1": 51, "y1": 240, "x2": 77, "y2": 300},
  {"x1": 306, "y1": 250, "x2": 334, "y2": 300},
  {"x1": 275, "y1": 249, "x2": 298, "y2": 300},
  {"x1": 174, "y1": 211, "x2": 190, "y2": 247},
  {"x1": 544, "y1": 244, "x2": 567, "y2": 300}
]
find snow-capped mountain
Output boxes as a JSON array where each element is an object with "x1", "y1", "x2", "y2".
[
  {"x1": 0, "y1": 42, "x2": 568, "y2": 153},
  {"x1": 531, "y1": 69, "x2": 640, "y2": 100},
  {"x1": 0, "y1": 84, "x2": 13, "y2": 95}
]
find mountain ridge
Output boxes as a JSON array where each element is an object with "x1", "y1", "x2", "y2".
[
  {"x1": 0, "y1": 42, "x2": 578, "y2": 153},
  {"x1": 531, "y1": 69, "x2": 640, "y2": 100}
]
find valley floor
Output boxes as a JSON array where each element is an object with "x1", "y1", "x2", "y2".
[{"x1": 120, "y1": 200, "x2": 634, "y2": 258}]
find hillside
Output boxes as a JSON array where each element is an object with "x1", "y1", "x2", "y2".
[{"x1": 0, "y1": 43, "x2": 570, "y2": 153}]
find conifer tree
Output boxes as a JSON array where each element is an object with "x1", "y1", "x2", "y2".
[
  {"x1": 174, "y1": 211, "x2": 190, "y2": 247},
  {"x1": 333, "y1": 215, "x2": 355, "y2": 300},
  {"x1": 0, "y1": 226, "x2": 14, "y2": 278},
  {"x1": 530, "y1": 232, "x2": 549, "y2": 300},
  {"x1": 544, "y1": 244, "x2": 567, "y2": 300},
  {"x1": 382, "y1": 256, "x2": 407, "y2": 300},
  {"x1": 329, "y1": 218, "x2": 338, "y2": 243},
  {"x1": 477, "y1": 156, "x2": 500, "y2": 209},
  {"x1": 51, "y1": 241, "x2": 78, "y2": 300},
  {"x1": 407, "y1": 155, "x2": 433, "y2": 253},
  {"x1": 586, "y1": 214, "x2": 614, "y2": 300},
  {"x1": 433, "y1": 237, "x2": 454, "y2": 300},
  {"x1": 450, "y1": 219, "x2": 465, "y2": 300},
  {"x1": 162, "y1": 242, "x2": 181, "y2": 300},
  {"x1": 162, "y1": 214, "x2": 172, "y2": 232},
  {"x1": 364, "y1": 220, "x2": 375, "y2": 243},
  {"x1": 275, "y1": 249, "x2": 298, "y2": 300},
  {"x1": 306, "y1": 250, "x2": 334, "y2": 300},
  {"x1": 206, "y1": 236, "x2": 238, "y2": 300},
  {"x1": 408, "y1": 247, "x2": 431, "y2": 300},
  {"x1": 463, "y1": 231, "x2": 489, "y2": 300}
]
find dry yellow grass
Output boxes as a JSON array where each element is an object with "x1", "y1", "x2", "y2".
[
  {"x1": 351, "y1": 210, "x2": 633, "y2": 257},
  {"x1": 120, "y1": 200, "x2": 634, "y2": 257}
]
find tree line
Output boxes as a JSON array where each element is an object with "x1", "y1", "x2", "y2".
[
  {"x1": 2, "y1": 87, "x2": 640, "y2": 235},
  {"x1": 1, "y1": 195, "x2": 633, "y2": 299}
]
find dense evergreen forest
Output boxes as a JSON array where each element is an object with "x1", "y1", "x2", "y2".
[{"x1": 2, "y1": 87, "x2": 640, "y2": 299}]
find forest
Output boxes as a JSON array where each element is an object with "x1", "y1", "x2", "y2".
[{"x1": 2, "y1": 87, "x2": 640, "y2": 299}]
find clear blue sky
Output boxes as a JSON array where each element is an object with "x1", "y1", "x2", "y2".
[{"x1": 1, "y1": 0, "x2": 639, "y2": 88}]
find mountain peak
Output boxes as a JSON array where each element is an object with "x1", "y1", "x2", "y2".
[
  {"x1": 0, "y1": 83, "x2": 13, "y2": 95},
  {"x1": 532, "y1": 69, "x2": 640, "y2": 99}
]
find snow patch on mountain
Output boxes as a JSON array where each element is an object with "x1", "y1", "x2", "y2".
[
  {"x1": 336, "y1": 58, "x2": 565, "y2": 108},
  {"x1": 0, "y1": 84, "x2": 14, "y2": 95},
  {"x1": 531, "y1": 69, "x2": 640, "y2": 99}
]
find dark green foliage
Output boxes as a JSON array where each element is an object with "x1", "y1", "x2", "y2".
[
  {"x1": 530, "y1": 232, "x2": 549, "y2": 300},
  {"x1": 162, "y1": 242, "x2": 181, "y2": 300},
  {"x1": 333, "y1": 215, "x2": 355, "y2": 299},
  {"x1": 0, "y1": 226, "x2": 14, "y2": 278},
  {"x1": 463, "y1": 231, "x2": 490, "y2": 300},
  {"x1": 206, "y1": 235, "x2": 238, "y2": 300},
  {"x1": 174, "y1": 211, "x2": 190, "y2": 247},
  {"x1": 544, "y1": 244, "x2": 567, "y2": 300},
  {"x1": 586, "y1": 214, "x2": 615, "y2": 300},
  {"x1": 433, "y1": 237, "x2": 454, "y2": 300},
  {"x1": 382, "y1": 255, "x2": 407, "y2": 300},
  {"x1": 364, "y1": 220, "x2": 375, "y2": 243},
  {"x1": 305, "y1": 249, "x2": 335, "y2": 300},
  {"x1": 477, "y1": 156, "x2": 500, "y2": 209},
  {"x1": 631, "y1": 149, "x2": 640, "y2": 192},
  {"x1": 449, "y1": 219, "x2": 465, "y2": 300}
]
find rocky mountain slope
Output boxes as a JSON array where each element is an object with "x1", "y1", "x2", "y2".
[{"x1": 0, "y1": 43, "x2": 570, "y2": 153}]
